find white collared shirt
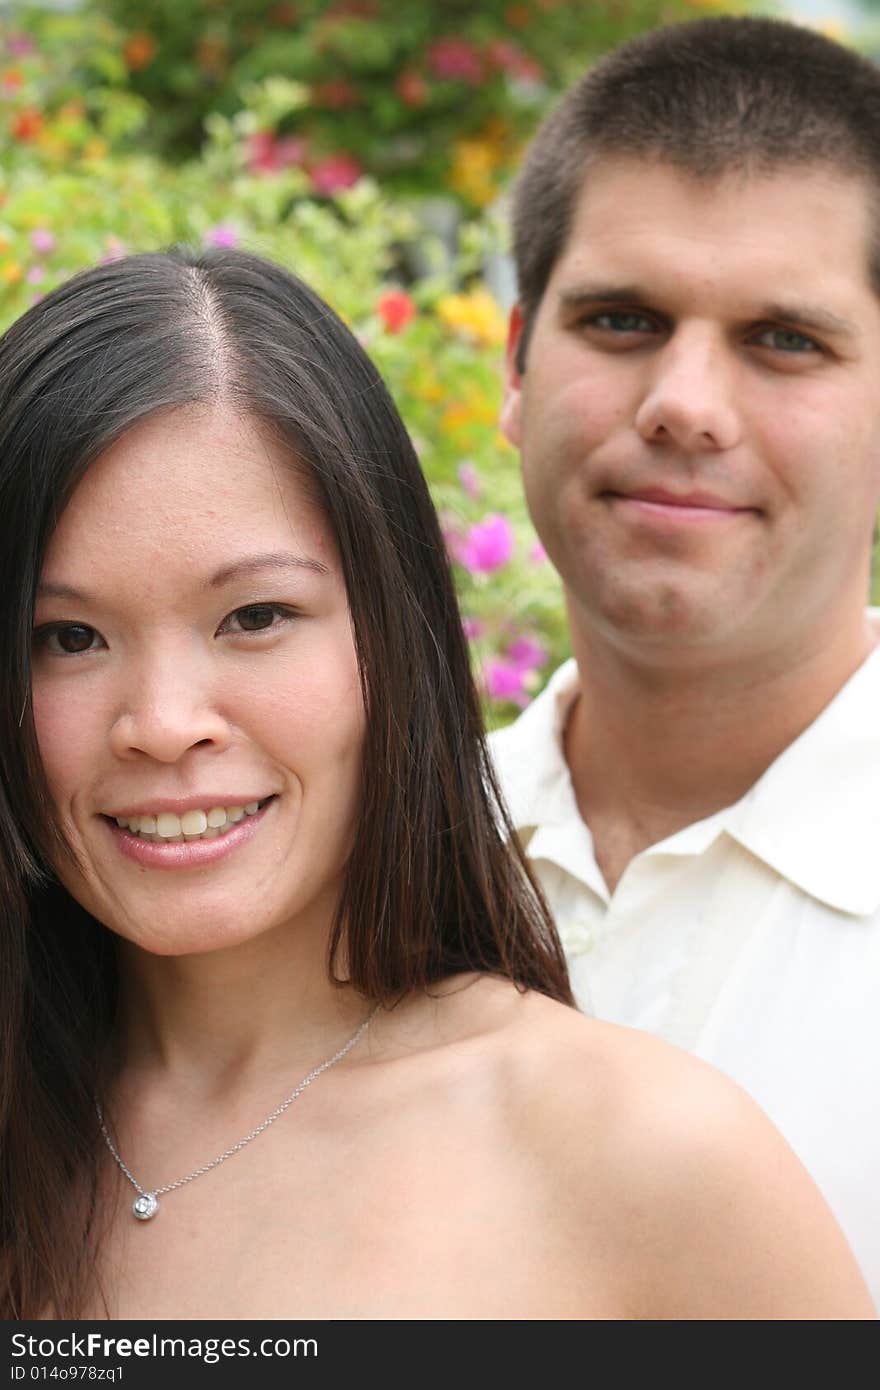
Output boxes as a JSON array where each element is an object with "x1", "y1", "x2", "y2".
[{"x1": 489, "y1": 639, "x2": 880, "y2": 1305}]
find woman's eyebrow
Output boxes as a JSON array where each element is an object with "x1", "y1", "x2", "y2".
[
  {"x1": 208, "y1": 551, "x2": 332, "y2": 586},
  {"x1": 35, "y1": 552, "x2": 332, "y2": 604}
]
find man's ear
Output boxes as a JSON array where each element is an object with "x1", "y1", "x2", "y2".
[{"x1": 499, "y1": 302, "x2": 525, "y2": 448}]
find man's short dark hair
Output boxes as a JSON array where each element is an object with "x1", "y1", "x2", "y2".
[{"x1": 512, "y1": 16, "x2": 880, "y2": 368}]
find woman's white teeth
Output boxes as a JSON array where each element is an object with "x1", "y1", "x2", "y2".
[{"x1": 115, "y1": 801, "x2": 266, "y2": 841}]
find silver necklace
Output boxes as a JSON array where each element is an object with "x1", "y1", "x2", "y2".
[{"x1": 96, "y1": 1006, "x2": 379, "y2": 1222}]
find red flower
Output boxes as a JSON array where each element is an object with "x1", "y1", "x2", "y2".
[
  {"x1": 427, "y1": 38, "x2": 483, "y2": 85},
  {"x1": 312, "y1": 79, "x2": 359, "y2": 109},
  {"x1": 309, "y1": 152, "x2": 362, "y2": 195},
  {"x1": 377, "y1": 289, "x2": 416, "y2": 334},
  {"x1": 10, "y1": 107, "x2": 43, "y2": 141},
  {"x1": 327, "y1": 0, "x2": 379, "y2": 16},
  {"x1": 268, "y1": 2, "x2": 298, "y2": 24},
  {"x1": 396, "y1": 68, "x2": 428, "y2": 107}
]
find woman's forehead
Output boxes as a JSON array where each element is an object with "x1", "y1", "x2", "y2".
[{"x1": 40, "y1": 403, "x2": 338, "y2": 583}]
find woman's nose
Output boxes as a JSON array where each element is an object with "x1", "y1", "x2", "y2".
[{"x1": 108, "y1": 652, "x2": 232, "y2": 763}]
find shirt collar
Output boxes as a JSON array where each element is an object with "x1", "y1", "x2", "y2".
[
  {"x1": 493, "y1": 634, "x2": 880, "y2": 917},
  {"x1": 719, "y1": 642, "x2": 880, "y2": 916}
]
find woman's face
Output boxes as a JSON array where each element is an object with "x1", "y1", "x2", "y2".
[{"x1": 31, "y1": 403, "x2": 365, "y2": 957}]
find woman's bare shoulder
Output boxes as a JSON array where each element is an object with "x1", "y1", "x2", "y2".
[{"x1": 394, "y1": 978, "x2": 874, "y2": 1319}]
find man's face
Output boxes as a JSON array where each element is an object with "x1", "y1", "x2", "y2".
[{"x1": 502, "y1": 159, "x2": 880, "y2": 666}]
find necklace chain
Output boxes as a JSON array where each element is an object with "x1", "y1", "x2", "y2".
[{"x1": 96, "y1": 1005, "x2": 379, "y2": 1221}]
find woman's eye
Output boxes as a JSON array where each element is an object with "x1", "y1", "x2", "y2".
[
  {"x1": 34, "y1": 623, "x2": 102, "y2": 655},
  {"x1": 217, "y1": 604, "x2": 296, "y2": 636}
]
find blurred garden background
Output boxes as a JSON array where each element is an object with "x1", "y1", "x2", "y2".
[{"x1": 2, "y1": 0, "x2": 878, "y2": 721}]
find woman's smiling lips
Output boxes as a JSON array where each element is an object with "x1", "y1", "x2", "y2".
[
  {"x1": 604, "y1": 486, "x2": 758, "y2": 525},
  {"x1": 101, "y1": 796, "x2": 276, "y2": 869}
]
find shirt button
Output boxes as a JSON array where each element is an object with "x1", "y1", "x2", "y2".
[{"x1": 564, "y1": 920, "x2": 595, "y2": 956}]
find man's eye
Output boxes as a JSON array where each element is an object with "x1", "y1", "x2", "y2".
[
  {"x1": 34, "y1": 623, "x2": 102, "y2": 655},
  {"x1": 754, "y1": 327, "x2": 820, "y2": 354},
  {"x1": 217, "y1": 604, "x2": 295, "y2": 635},
  {"x1": 589, "y1": 311, "x2": 657, "y2": 334}
]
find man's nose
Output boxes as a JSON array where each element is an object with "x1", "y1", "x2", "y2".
[
  {"x1": 108, "y1": 649, "x2": 232, "y2": 764},
  {"x1": 634, "y1": 328, "x2": 741, "y2": 453}
]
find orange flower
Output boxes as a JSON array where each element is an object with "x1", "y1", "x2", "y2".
[
  {"x1": 2, "y1": 262, "x2": 23, "y2": 285},
  {"x1": 396, "y1": 69, "x2": 428, "y2": 107},
  {"x1": 10, "y1": 108, "x2": 43, "y2": 141},
  {"x1": 504, "y1": 4, "x2": 531, "y2": 28},
  {"x1": 2, "y1": 70, "x2": 25, "y2": 92},
  {"x1": 124, "y1": 32, "x2": 157, "y2": 71},
  {"x1": 196, "y1": 36, "x2": 227, "y2": 74}
]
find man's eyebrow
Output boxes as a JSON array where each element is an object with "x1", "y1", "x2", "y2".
[
  {"x1": 35, "y1": 552, "x2": 331, "y2": 603},
  {"x1": 557, "y1": 284, "x2": 643, "y2": 311},
  {"x1": 758, "y1": 302, "x2": 858, "y2": 339},
  {"x1": 557, "y1": 285, "x2": 859, "y2": 338}
]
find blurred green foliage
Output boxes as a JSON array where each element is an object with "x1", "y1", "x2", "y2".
[{"x1": 90, "y1": 0, "x2": 736, "y2": 206}]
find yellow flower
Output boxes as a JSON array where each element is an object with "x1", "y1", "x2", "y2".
[
  {"x1": 2, "y1": 261, "x2": 23, "y2": 284},
  {"x1": 448, "y1": 137, "x2": 501, "y2": 208},
  {"x1": 83, "y1": 137, "x2": 109, "y2": 159},
  {"x1": 436, "y1": 288, "x2": 507, "y2": 348}
]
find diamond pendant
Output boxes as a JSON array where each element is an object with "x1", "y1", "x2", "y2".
[{"x1": 132, "y1": 1192, "x2": 159, "y2": 1221}]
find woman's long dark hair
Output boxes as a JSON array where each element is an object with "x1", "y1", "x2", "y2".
[{"x1": 0, "y1": 248, "x2": 572, "y2": 1317}]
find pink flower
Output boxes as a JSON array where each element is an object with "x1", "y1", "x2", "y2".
[
  {"x1": 100, "y1": 237, "x2": 126, "y2": 265},
  {"x1": 204, "y1": 222, "x2": 239, "y2": 248},
  {"x1": 26, "y1": 266, "x2": 45, "y2": 285},
  {"x1": 427, "y1": 38, "x2": 483, "y2": 85},
  {"x1": 506, "y1": 635, "x2": 547, "y2": 669},
  {"x1": 247, "y1": 132, "x2": 307, "y2": 174},
  {"x1": 458, "y1": 514, "x2": 514, "y2": 574},
  {"x1": 462, "y1": 616, "x2": 485, "y2": 640},
  {"x1": 457, "y1": 462, "x2": 482, "y2": 499},
  {"x1": 485, "y1": 658, "x2": 530, "y2": 707},
  {"x1": 309, "y1": 153, "x2": 362, "y2": 195},
  {"x1": 486, "y1": 39, "x2": 543, "y2": 82},
  {"x1": 529, "y1": 539, "x2": 547, "y2": 564},
  {"x1": 377, "y1": 288, "x2": 416, "y2": 333},
  {"x1": 30, "y1": 229, "x2": 55, "y2": 255},
  {"x1": 7, "y1": 35, "x2": 35, "y2": 57}
]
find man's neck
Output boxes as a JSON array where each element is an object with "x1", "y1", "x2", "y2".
[{"x1": 564, "y1": 609, "x2": 879, "y2": 894}]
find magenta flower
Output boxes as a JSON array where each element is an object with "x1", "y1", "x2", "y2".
[
  {"x1": 485, "y1": 658, "x2": 530, "y2": 708},
  {"x1": 462, "y1": 616, "x2": 485, "y2": 640},
  {"x1": 457, "y1": 462, "x2": 482, "y2": 499},
  {"x1": 507, "y1": 635, "x2": 547, "y2": 670},
  {"x1": 427, "y1": 38, "x2": 483, "y2": 84},
  {"x1": 30, "y1": 229, "x2": 56, "y2": 255},
  {"x1": 458, "y1": 514, "x2": 514, "y2": 574},
  {"x1": 309, "y1": 153, "x2": 362, "y2": 195},
  {"x1": 204, "y1": 223, "x2": 239, "y2": 248}
]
